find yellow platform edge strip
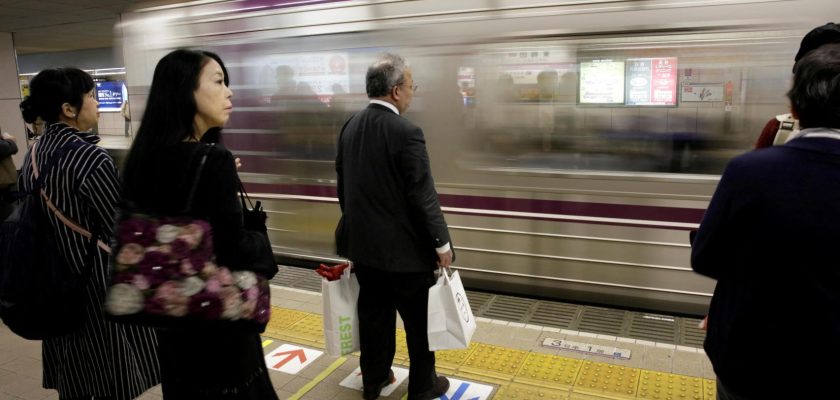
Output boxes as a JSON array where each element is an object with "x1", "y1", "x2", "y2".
[{"x1": 266, "y1": 305, "x2": 716, "y2": 400}]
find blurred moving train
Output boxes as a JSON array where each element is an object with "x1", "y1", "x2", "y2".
[{"x1": 117, "y1": 0, "x2": 837, "y2": 315}]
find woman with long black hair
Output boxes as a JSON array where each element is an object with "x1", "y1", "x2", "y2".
[{"x1": 121, "y1": 49, "x2": 278, "y2": 399}]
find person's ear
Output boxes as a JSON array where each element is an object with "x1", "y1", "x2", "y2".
[
  {"x1": 61, "y1": 102, "x2": 77, "y2": 119},
  {"x1": 391, "y1": 85, "x2": 402, "y2": 102}
]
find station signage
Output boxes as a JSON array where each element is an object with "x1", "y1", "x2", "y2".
[{"x1": 96, "y1": 81, "x2": 125, "y2": 112}]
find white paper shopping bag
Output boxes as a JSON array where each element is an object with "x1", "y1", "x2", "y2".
[
  {"x1": 322, "y1": 267, "x2": 360, "y2": 356},
  {"x1": 427, "y1": 269, "x2": 476, "y2": 351}
]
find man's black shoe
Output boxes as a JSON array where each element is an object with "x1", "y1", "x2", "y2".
[
  {"x1": 362, "y1": 369, "x2": 395, "y2": 400},
  {"x1": 407, "y1": 375, "x2": 450, "y2": 400}
]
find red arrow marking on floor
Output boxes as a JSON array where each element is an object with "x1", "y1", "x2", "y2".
[{"x1": 272, "y1": 349, "x2": 307, "y2": 369}]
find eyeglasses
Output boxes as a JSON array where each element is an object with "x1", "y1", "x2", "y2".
[{"x1": 402, "y1": 83, "x2": 418, "y2": 92}]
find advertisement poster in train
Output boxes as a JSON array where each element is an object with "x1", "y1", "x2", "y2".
[
  {"x1": 625, "y1": 57, "x2": 677, "y2": 106},
  {"x1": 681, "y1": 83, "x2": 724, "y2": 102},
  {"x1": 252, "y1": 52, "x2": 350, "y2": 103},
  {"x1": 579, "y1": 60, "x2": 624, "y2": 104},
  {"x1": 95, "y1": 81, "x2": 126, "y2": 112}
]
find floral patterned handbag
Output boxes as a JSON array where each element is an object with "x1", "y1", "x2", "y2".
[{"x1": 104, "y1": 144, "x2": 271, "y2": 332}]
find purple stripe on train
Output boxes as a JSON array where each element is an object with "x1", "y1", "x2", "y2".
[{"x1": 243, "y1": 183, "x2": 705, "y2": 227}]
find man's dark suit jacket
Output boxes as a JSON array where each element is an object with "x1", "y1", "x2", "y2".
[
  {"x1": 691, "y1": 134, "x2": 840, "y2": 398},
  {"x1": 336, "y1": 103, "x2": 451, "y2": 272}
]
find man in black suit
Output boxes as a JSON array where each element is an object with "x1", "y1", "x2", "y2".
[{"x1": 336, "y1": 53, "x2": 453, "y2": 400}]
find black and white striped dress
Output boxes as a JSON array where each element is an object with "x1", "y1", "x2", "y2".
[{"x1": 18, "y1": 123, "x2": 161, "y2": 400}]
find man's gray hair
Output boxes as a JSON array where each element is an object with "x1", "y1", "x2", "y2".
[{"x1": 366, "y1": 53, "x2": 409, "y2": 98}]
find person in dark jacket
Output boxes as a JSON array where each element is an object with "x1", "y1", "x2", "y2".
[
  {"x1": 754, "y1": 22, "x2": 840, "y2": 148},
  {"x1": 335, "y1": 53, "x2": 453, "y2": 400},
  {"x1": 120, "y1": 49, "x2": 278, "y2": 400},
  {"x1": 17, "y1": 67, "x2": 161, "y2": 400},
  {"x1": 692, "y1": 43, "x2": 840, "y2": 400}
]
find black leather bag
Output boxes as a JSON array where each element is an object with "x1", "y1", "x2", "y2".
[
  {"x1": 241, "y1": 184, "x2": 267, "y2": 233},
  {"x1": 239, "y1": 184, "x2": 277, "y2": 280}
]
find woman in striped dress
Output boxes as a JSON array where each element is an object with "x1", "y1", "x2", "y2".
[{"x1": 18, "y1": 68, "x2": 161, "y2": 400}]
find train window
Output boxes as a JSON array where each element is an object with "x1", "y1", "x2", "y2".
[{"x1": 451, "y1": 34, "x2": 798, "y2": 175}]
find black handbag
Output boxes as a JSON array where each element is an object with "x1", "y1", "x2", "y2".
[{"x1": 239, "y1": 183, "x2": 277, "y2": 280}]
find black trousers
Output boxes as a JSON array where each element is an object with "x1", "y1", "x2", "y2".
[
  {"x1": 159, "y1": 329, "x2": 278, "y2": 400},
  {"x1": 355, "y1": 265, "x2": 437, "y2": 395}
]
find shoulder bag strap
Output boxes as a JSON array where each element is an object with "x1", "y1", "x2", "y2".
[
  {"x1": 183, "y1": 143, "x2": 215, "y2": 214},
  {"x1": 239, "y1": 182, "x2": 261, "y2": 212},
  {"x1": 31, "y1": 140, "x2": 111, "y2": 253}
]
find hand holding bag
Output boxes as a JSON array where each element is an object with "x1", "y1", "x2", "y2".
[
  {"x1": 321, "y1": 264, "x2": 360, "y2": 356},
  {"x1": 427, "y1": 268, "x2": 476, "y2": 351},
  {"x1": 104, "y1": 144, "x2": 271, "y2": 332}
]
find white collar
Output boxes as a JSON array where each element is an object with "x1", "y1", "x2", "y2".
[
  {"x1": 795, "y1": 127, "x2": 840, "y2": 141},
  {"x1": 369, "y1": 99, "x2": 399, "y2": 115}
]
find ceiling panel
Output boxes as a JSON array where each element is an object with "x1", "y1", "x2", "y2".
[{"x1": 0, "y1": 0, "x2": 191, "y2": 55}]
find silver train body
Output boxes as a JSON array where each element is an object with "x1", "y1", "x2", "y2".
[{"x1": 118, "y1": 0, "x2": 837, "y2": 315}]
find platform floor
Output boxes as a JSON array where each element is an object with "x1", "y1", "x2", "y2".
[{"x1": 0, "y1": 282, "x2": 716, "y2": 400}]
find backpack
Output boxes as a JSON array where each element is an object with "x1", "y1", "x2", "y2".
[{"x1": 0, "y1": 140, "x2": 101, "y2": 340}]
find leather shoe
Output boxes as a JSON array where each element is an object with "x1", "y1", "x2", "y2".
[
  {"x1": 407, "y1": 375, "x2": 450, "y2": 400},
  {"x1": 362, "y1": 369, "x2": 395, "y2": 400}
]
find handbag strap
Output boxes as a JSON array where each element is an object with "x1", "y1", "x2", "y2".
[
  {"x1": 239, "y1": 181, "x2": 257, "y2": 210},
  {"x1": 183, "y1": 143, "x2": 215, "y2": 214},
  {"x1": 30, "y1": 140, "x2": 111, "y2": 253},
  {"x1": 436, "y1": 267, "x2": 453, "y2": 285}
]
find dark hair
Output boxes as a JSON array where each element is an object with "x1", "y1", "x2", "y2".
[
  {"x1": 365, "y1": 53, "x2": 408, "y2": 98},
  {"x1": 122, "y1": 49, "x2": 228, "y2": 196},
  {"x1": 793, "y1": 22, "x2": 840, "y2": 71},
  {"x1": 788, "y1": 43, "x2": 840, "y2": 129},
  {"x1": 19, "y1": 68, "x2": 94, "y2": 124}
]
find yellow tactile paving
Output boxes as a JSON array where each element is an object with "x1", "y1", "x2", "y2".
[
  {"x1": 637, "y1": 371, "x2": 704, "y2": 400},
  {"x1": 264, "y1": 307, "x2": 309, "y2": 338},
  {"x1": 514, "y1": 352, "x2": 583, "y2": 391},
  {"x1": 283, "y1": 314, "x2": 325, "y2": 347},
  {"x1": 264, "y1": 306, "x2": 718, "y2": 400},
  {"x1": 394, "y1": 328, "x2": 410, "y2": 364},
  {"x1": 702, "y1": 379, "x2": 716, "y2": 400},
  {"x1": 495, "y1": 383, "x2": 571, "y2": 400},
  {"x1": 437, "y1": 342, "x2": 479, "y2": 371},
  {"x1": 573, "y1": 360, "x2": 641, "y2": 400},
  {"x1": 460, "y1": 343, "x2": 529, "y2": 383}
]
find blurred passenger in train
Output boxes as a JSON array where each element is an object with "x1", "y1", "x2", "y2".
[
  {"x1": 754, "y1": 22, "x2": 840, "y2": 148},
  {"x1": 0, "y1": 127, "x2": 18, "y2": 221},
  {"x1": 121, "y1": 49, "x2": 278, "y2": 400},
  {"x1": 17, "y1": 67, "x2": 161, "y2": 400},
  {"x1": 270, "y1": 65, "x2": 332, "y2": 159},
  {"x1": 495, "y1": 73, "x2": 516, "y2": 102},
  {"x1": 691, "y1": 43, "x2": 840, "y2": 400},
  {"x1": 335, "y1": 53, "x2": 453, "y2": 400}
]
